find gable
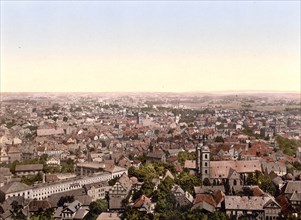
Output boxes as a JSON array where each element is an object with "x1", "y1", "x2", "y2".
[{"x1": 264, "y1": 199, "x2": 281, "y2": 209}]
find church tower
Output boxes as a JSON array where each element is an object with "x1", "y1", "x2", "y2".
[{"x1": 196, "y1": 136, "x2": 210, "y2": 182}]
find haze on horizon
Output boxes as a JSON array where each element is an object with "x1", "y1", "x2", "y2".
[{"x1": 1, "y1": 1, "x2": 300, "y2": 93}]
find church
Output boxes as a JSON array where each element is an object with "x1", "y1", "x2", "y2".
[{"x1": 195, "y1": 138, "x2": 261, "y2": 187}]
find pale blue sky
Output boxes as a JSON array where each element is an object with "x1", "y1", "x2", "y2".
[{"x1": 1, "y1": 1, "x2": 300, "y2": 92}]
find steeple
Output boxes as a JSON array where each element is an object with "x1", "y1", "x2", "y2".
[{"x1": 196, "y1": 135, "x2": 210, "y2": 182}]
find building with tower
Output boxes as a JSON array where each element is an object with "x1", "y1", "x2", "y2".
[
  {"x1": 195, "y1": 137, "x2": 261, "y2": 187},
  {"x1": 196, "y1": 138, "x2": 210, "y2": 183}
]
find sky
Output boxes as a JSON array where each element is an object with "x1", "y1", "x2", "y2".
[{"x1": 1, "y1": 1, "x2": 300, "y2": 93}]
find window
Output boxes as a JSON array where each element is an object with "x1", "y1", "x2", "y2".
[
  {"x1": 205, "y1": 162, "x2": 208, "y2": 167},
  {"x1": 205, "y1": 170, "x2": 208, "y2": 174},
  {"x1": 205, "y1": 154, "x2": 208, "y2": 159}
]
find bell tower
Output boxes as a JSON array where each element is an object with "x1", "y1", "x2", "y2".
[{"x1": 196, "y1": 136, "x2": 210, "y2": 182}]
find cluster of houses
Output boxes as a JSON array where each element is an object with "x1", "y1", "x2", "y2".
[{"x1": 0, "y1": 95, "x2": 300, "y2": 219}]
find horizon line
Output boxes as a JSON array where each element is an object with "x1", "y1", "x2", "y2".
[{"x1": 0, "y1": 90, "x2": 300, "y2": 94}]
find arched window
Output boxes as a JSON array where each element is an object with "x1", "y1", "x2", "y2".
[{"x1": 205, "y1": 162, "x2": 208, "y2": 167}]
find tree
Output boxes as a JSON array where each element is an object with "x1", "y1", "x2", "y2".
[
  {"x1": 21, "y1": 172, "x2": 43, "y2": 186},
  {"x1": 208, "y1": 211, "x2": 229, "y2": 220},
  {"x1": 276, "y1": 136, "x2": 301, "y2": 156},
  {"x1": 108, "y1": 176, "x2": 119, "y2": 186},
  {"x1": 29, "y1": 208, "x2": 54, "y2": 220},
  {"x1": 224, "y1": 180, "x2": 231, "y2": 195},
  {"x1": 122, "y1": 206, "x2": 151, "y2": 220},
  {"x1": 128, "y1": 166, "x2": 138, "y2": 178},
  {"x1": 57, "y1": 195, "x2": 74, "y2": 207},
  {"x1": 84, "y1": 199, "x2": 107, "y2": 220},
  {"x1": 140, "y1": 179, "x2": 155, "y2": 197},
  {"x1": 176, "y1": 171, "x2": 200, "y2": 194},
  {"x1": 61, "y1": 158, "x2": 74, "y2": 173},
  {"x1": 132, "y1": 190, "x2": 143, "y2": 202},
  {"x1": 203, "y1": 178, "x2": 211, "y2": 186},
  {"x1": 246, "y1": 173, "x2": 257, "y2": 185},
  {"x1": 11, "y1": 201, "x2": 25, "y2": 220},
  {"x1": 155, "y1": 193, "x2": 176, "y2": 213},
  {"x1": 178, "y1": 151, "x2": 196, "y2": 166},
  {"x1": 246, "y1": 171, "x2": 276, "y2": 196},
  {"x1": 215, "y1": 136, "x2": 224, "y2": 143},
  {"x1": 293, "y1": 161, "x2": 301, "y2": 170}
]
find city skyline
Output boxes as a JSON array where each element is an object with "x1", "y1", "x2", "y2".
[{"x1": 1, "y1": 1, "x2": 300, "y2": 93}]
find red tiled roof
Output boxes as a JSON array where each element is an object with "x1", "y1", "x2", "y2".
[{"x1": 194, "y1": 194, "x2": 216, "y2": 207}]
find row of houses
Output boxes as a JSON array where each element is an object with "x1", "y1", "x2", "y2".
[{"x1": 0, "y1": 166, "x2": 127, "y2": 202}]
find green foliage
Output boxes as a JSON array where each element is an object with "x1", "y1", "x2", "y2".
[
  {"x1": 246, "y1": 171, "x2": 276, "y2": 196},
  {"x1": 122, "y1": 205, "x2": 152, "y2": 220},
  {"x1": 57, "y1": 195, "x2": 74, "y2": 207},
  {"x1": 9, "y1": 160, "x2": 20, "y2": 174},
  {"x1": 11, "y1": 200, "x2": 25, "y2": 220},
  {"x1": 276, "y1": 136, "x2": 301, "y2": 156},
  {"x1": 84, "y1": 199, "x2": 107, "y2": 220},
  {"x1": 238, "y1": 187, "x2": 253, "y2": 197},
  {"x1": 175, "y1": 171, "x2": 200, "y2": 194},
  {"x1": 155, "y1": 192, "x2": 176, "y2": 213},
  {"x1": 152, "y1": 177, "x2": 174, "y2": 202},
  {"x1": 108, "y1": 176, "x2": 119, "y2": 186},
  {"x1": 60, "y1": 158, "x2": 74, "y2": 173},
  {"x1": 177, "y1": 151, "x2": 196, "y2": 166},
  {"x1": 208, "y1": 211, "x2": 229, "y2": 220},
  {"x1": 21, "y1": 172, "x2": 43, "y2": 186},
  {"x1": 29, "y1": 208, "x2": 54, "y2": 220},
  {"x1": 215, "y1": 136, "x2": 224, "y2": 143},
  {"x1": 154, "y1": 209, "x2": 228, "y2": 220},
  {"x1": 43, "y1": 165, "x2": 61, "y2": 174},
  {"x1": 242, "y1": 125, "x2": 265, "y2": 140},
  {"x1": 140, "y1": 179, "x2": 155, "y2": 197},
  {"x1": 224, "y1": 181, "x2": 231, "y2": 195},
  {"x1": 292, "y1": 161, "x2": 301, "y2": 171},
  {"x1": 203, "y1": 178, "x2": 211, "y2": 186},
  {"x1": 132, "y1": 190, "x2": 143, "y2": 202},
  {"x1": 157, "y1": 210, "x2": 184, "y2": 220},
  {"x1": 128, "y1": 162, "x2": 174, "y2": 182}
]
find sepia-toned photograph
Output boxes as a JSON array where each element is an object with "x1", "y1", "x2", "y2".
[{"x1": 0, "y1": 1, "x2": 300, "y2": 219}]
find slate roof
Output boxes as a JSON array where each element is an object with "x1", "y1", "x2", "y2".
[
  {"x1": 282, "y1": 181, "x2": 301, "y2": 195},
  {"x1": 29, "y1": 200, "x2": 51, "y2": 212},
  {"x1": 225, "y1": 196, "x2": 270, "y2": 211},
  {"x1": 84, "y1": 181, "x2": 109, "y2": 190},
  {"x1": 0, "y1": 167, "x2": 12, "y2": 176},
  {"x1": 73, "y1": 208, "x2": 88, "y2": 219},
  {"x1": 0, "y1": 181, "x2": 31, "y2": 194},
  {"x1": 118, "y1": 174, "x2": 132, "y2": 191},
  {"x1": 194, "y1": 185, "x2": 225, "y2": 194},
  {"x1": 15, "y1": 164, "x2": 43, "y2": 172},
  {"x1": 96, "y1": 212, "x2": 121, "y2": 220},
  {"x1": 262, "y1": 162, "x2": 286, "y2": 175},
  {"x1": 290, "y1": 191, "x2": 301, "y2": 202},
  {"x1": 63, "y1": 200, "x2": 81, "y2": 213},
  {"x1": 210, "y1": 160, "x2": 261, "y2": 179},
  {"x1": 146, "y1": 152, "x2": 165, "y2": 159},
  {"x1": 104, "y1": 165, "x2": 126, "y2": 174}
]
